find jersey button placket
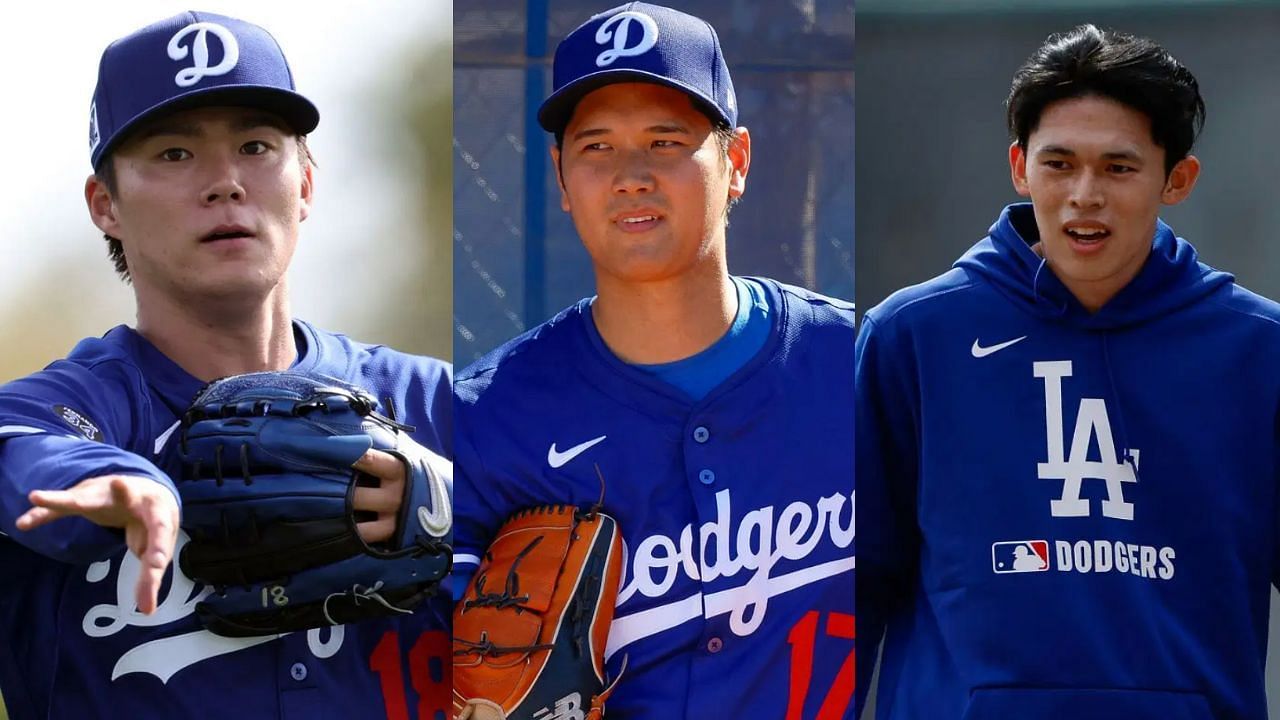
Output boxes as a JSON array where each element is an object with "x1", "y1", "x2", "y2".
[
  {"x1": 688, "y1": 420, "x2": 717, "y2": 486},
  {"x1": 290, "y1": 662, "x2": 308, "y2": 682},
  {"x1": 706, "y1": 637, "x2": 724, "y2": 653}
]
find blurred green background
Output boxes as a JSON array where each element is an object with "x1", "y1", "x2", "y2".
[{"x1": 0, "y1": 1, "x2": 451, "y2": 717}]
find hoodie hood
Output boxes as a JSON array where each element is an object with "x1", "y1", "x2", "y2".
[{"x1": 954, "y1": 203, "x2": 1233, "y2": 331}]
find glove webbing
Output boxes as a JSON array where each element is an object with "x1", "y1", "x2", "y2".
[
  {"x1": 182, "y1": 388, "x2": 415, "y2": 438},
  {"x1": 455, "y1": 532, "x2": 556, "y2": 657},
  {"x1": 188, "y1": 441, "x2": 255, "y2": 486},
  {"x1": 452, "y1": 630, "x2": 555, "y2": 658},
  {"x1": 455, "y1": 507, "x2": 612, "y2": 661},
  {"x1": 466, "y1": 533, "x2": 543, "y2": 611},
  {"x1": 462, "y1": 505, "x2": 597, "y2": 613}
]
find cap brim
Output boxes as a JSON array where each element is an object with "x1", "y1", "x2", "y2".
[
  {"x1": 94, "y1": 85, "x2": 319, "y2": 168},
  {"x1": 537, "y1": 69, "x2": 729, "y2": 135}
]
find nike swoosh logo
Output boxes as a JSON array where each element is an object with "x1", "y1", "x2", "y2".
[
  {"x1": 153, "y1": 420, "x2": 181, "y2": 455},
  {"x1": 548, "y1": 435, "x2": 607, "y2": 468},
  {"x1": 971, "y1": 336, "x2": 1027, "y2": 358},
  {"x1": 417, "y1": 451, "x2": 453, "y2": 537}
]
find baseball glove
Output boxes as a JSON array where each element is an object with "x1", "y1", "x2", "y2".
[
  {"x1": 175, "y1": 371, "x2": 453, "y2": 637},
  {"x1": 453, "y1": 505, "x2": 625, "y2": 720}
]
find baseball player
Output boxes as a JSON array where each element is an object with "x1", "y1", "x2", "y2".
[
  {"x1": 0, "y1": 12, "x2": 451, "y2": 719},
  {"x1": 454, "y1": 3, "x2": 855, "y2": 719},
  {"x1": 857, "y1": 24, "x2": 1280, "y2": 719}
]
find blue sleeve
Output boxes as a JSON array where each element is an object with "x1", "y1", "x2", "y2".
[
  {"x1": 395, "y1": 357, "x2": 453, "y2": 463},
  {"x1": 854, "y1": 314, "x2": 921, "y2": 717},
  {"x1": 451, "y1": 403, "x2": 508, "y2": 603},
  {"x1": 1274, "y1": 412, "x2": 1280, "y2": 592},
  {"x1": 431, "y1": 362, "x2": 454, "y2": 458},
  {"x1": 0, "y1": 362, "x2": 177, "y2": 564}
]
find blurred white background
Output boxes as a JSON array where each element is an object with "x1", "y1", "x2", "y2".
[{"x1": 0, "y1": 0, "x2": 453, "y2": 382}]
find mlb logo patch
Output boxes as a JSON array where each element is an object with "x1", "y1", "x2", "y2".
[
  {"x1": 992, "y1": 540, "x2": 1049, "y2": 573},
  {"x1": 89, "y1": 102, "x2": 100, "y2": 153}
]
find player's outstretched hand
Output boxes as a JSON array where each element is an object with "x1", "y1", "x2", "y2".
[
  {"x1": 352, "y1": 448, "x2": 406, "y2": 545},
  {"x1": 15, "y1": 474, "x2": 179, "y2": 615}
]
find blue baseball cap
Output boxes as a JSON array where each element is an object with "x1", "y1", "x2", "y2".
[
  {"x1": 89, "y1": 11, "x2": 319, "y2": 169},
  {"x1": 538, "y1": 2, "x2": 737, "y2": 135}
]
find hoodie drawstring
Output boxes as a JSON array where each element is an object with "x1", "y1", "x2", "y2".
[
  {"x1": 1099, "y1": 332, "x2": 1140, "y2": 482},
  {"x1": 1032, "y1": 257, "x2": 1070, "y2": 318}
]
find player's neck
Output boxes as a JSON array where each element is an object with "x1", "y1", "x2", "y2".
[
  {"x1": 134, "y1": 281, "x2": 297, "y2": 382},
  {"x1": 1031, "y1": 241, "x2": 1149, "y2": 313},
  {"x1": 592, "y1": 262, "x2": 736, "y2": 364}
]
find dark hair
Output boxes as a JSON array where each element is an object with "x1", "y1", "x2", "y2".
[
  {"x1": 95, "y1": 159, "x2": 130, "y2": 280},
  {"x1": 95, "y1": 136, "x2": 315, "y2": 283},
  {"x1": 711, "y1": 124, "x2": 741, "y2": 221},
  {"x1": 1006, "y1": 24, "x2": 1205, "y2": 174}
]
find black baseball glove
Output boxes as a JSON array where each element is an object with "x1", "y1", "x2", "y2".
[{"x1": 175, "y1": 371, "x2": 452, "y2": 637}]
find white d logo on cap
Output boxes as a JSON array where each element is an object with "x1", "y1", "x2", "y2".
[
  {"x1": 168, "y1": 22, "x2": 240, "y2": 88},
  {"x1": 595, "y1": 11, "x2": 659, "y2": 67}
]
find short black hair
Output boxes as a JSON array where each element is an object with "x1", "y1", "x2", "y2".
[
  {"x1": 1007, "y1": 24, "x2": 1205, "y2": 174},
  {"x1": 95, "y1": 135, "x2": 314, "y2": 283}
]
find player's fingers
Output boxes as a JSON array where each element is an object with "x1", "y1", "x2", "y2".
[
  {"x1": 456, "y1": 705, "x2": 473, "y2": 720},
  {"x1": 352, "y1": 483, "x2": 403, "y2": 513},
  {"x1": 125, "y1": 520, "x2": 158, "y2": 613},
  {"x1": 131, "y1": 489, "x2": 179, "y2": 615},
  {"x1": 21, "y1": 482, "x2": 113, "y2": 528},
  {"x1": 125, "y1": 522, "x2": 146, "y2": 558},
  {"x1": 127, "y1": 523, "x2": 159, "y2": 615},
  {"x1": 352, "y1": 449, "x2": 405, "y2": 482},
  {"x1": 14, "y1": 504, "x2": 70, "y2": 531},
  {"x1": 134, "y1": 561, "x2": 163, "y2": 616},
  {"x1": 24, "y1": 476, "x2": 147, "y2": 530},
  {"x1": 356, "y1": 517, "x2": 397, "y2": 545},
  {"x1": 131, "y1": 532, "x2": 173, "y2": 615},
  {"x1": 27, "y1": 488, "x2": 91, "y2": 513},
  {"x1": 135, "y1": 493, "x2": 178, "y2": 570},
  {"x1": 109, "y1": 475, "x2": 138, "y2": 509}
]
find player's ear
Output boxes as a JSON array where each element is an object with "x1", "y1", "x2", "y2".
[
  {"x1": 1161, "y1": 154, "x2": 1200, "y2": 207},
  {"x1": 727, "y1": 127, "x2": 751, "y2": 200},
  {"x1": 1009, "y1": 142, "x2": 1030, "y2": 197},
  {"x1": 298, "y1": 146, "x2": 315, "y2": 222},
  {"x1": 551, "y1": 145, "x2": 570, "y2": 212},
  {"x1": 85, "y1": 172, "x2": 122, "y2": 237}
]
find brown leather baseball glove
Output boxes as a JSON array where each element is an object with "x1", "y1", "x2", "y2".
[{"x1": 453, "y1": 505, "x2": 624, "y2": 720}]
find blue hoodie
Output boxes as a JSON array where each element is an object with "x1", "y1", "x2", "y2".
[{"x1": 856, "y1": 203, "x2": 1280, "y2": 720}]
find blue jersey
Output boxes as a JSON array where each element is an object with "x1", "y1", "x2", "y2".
[
  {"x1": 456, "y1": 278, "x2": 855, "y2": 720},
  {"x1": 0, "y1": 321, "x2": 453, "y2": 720},
  {"x1": 857, "y1": 203, "x2": 1280, "y2": 720}
]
